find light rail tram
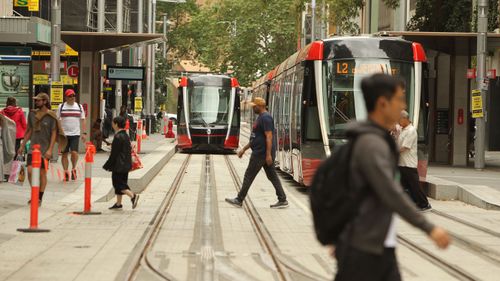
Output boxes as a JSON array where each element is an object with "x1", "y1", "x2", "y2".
[
  {"x1": 177, "y1": 74, "x2": 241, "y2": 153},
  {"x1": 249, "y1": 36, "x2": 429, "y2": 186}
]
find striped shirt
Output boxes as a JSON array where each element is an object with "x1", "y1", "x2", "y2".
[{"x1": 57, "y1": 102, "x2": 85, "y2": 136}]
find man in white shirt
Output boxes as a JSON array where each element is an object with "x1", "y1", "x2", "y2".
[
  {"x1": 57, "y1": 89, "x2": 87, "y2": 181},
  {"x1": 397, "y1": 110, "x2": 431, "y2": 211}
]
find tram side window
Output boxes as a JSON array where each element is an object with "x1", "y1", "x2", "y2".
[
  {"x1": 304, "y1": 63, "x2": 322, "y2": 141},
  {"x1": 291, "y1": 68, "x2": 304, "y2": 147},
  {"x1": 178, "y1": 88, "x2": 185, "y2": 124}
]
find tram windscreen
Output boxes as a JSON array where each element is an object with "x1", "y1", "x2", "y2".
[
  {"x1": 325, "y1": 59, "x2": 415, "y2": 138},
  {"x1": 188, "y1": 86, "x2": 231, "y2": 126}
]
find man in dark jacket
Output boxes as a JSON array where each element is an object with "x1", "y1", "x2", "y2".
[
  {"x1": 333, "y1": 74, "x2": 450, "y2": 281},
  {"x1": 103, "y1": 116, "x2": 139, "y2": 210}
]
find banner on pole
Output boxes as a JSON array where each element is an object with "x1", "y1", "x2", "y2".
[
  {"x1": 471, "y1": 90, "x2": 484, "y2": 118},
  {"x1": 134, "y1": 97, "x2": 143, "y2": 112},
  {"x1": 51, "y1": 82, "x2": 63, "y2": 110}
]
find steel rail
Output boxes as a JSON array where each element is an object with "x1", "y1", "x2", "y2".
[
  {"x1": 224, "y1": 155, "x2": 328, "y2": 281},
  {"x1": 127, "y1": 155, "x2": 191, "y2": 281}
]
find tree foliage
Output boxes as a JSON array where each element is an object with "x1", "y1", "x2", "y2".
[
  {"x1": 176, "y1": 0, "x2": 304, "y2": 85},
  {"x1": 407, "y1": 0, "x2": 499, "y2": 32},
  {"x1": 327, "y1": 0, "x2": 400, "y2": 35}
]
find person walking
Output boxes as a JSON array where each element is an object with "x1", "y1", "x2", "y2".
[
  {"x1": 225, "y1": 97, "x2": 288, "y2": 208},
  {"x1": 1, "y1": 97, "x2": 26, "y2": 155},
  {"x1": 333, "y1": 74, "x2": 450, "y2": 281},
  {"x1": 18, "y1": 93, "x2": 67, "y2": 205},
  {"x1": 91, "y1": 119, "x2": 104, "y2": 152},
  {"x1": 103, "y1": 116, "x2": 139, "y2": 210},
  {"x1": 57, "y1": 89, "x2": 86, "y2": 181},
  {"x1": 1, "y1": 97, "x2": 24, "y2": 180},
  {"x1": 398, "y1": 110, "x2": 432, "y2": 211}
]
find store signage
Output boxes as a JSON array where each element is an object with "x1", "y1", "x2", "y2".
[
  {"x1": 67, "y1": 65, "x2": 79, "y2": 78},
  {"x1": 471, "y1": 90, "x2": 484, "y2": 118},
  {"x1": 487, "y1": 69, "x2": 497, "y2": 79},
  {"x1": 467, "y1": 68, "x2": 476, "y2": 79},
  {"x1": 33, "y1": 74, "x2": 49, "y2": 85},
  {"x1": 107, "y1": 66, "x2": 144, "y2": 81},
  {"x1": 28, "y1": 0, "x2": 39, "y2": 11}
]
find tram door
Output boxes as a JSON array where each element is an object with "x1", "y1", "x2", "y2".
[
  {"x1": 291, "y1": 67, "x2": 304, "y2": 182},
  {"x1": 282, "y1": 72, "x2": 293, "y2": 172}
]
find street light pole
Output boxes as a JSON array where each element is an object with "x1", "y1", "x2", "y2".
[
  {"x1": 136, "y1": 0, "x2": 143, "y2": 103},
  {"x1": 50, "y1": 0, "x2": 61, "y2": 82},
  {"x1": 311, "y1": 0, "x2": 316, "y2": 41},
  {"x1": 475, "y1": 0, "x2": 488, "y2": 169},
  {"x1": 115, "y1": 0, "x2": 123, "y2": 114},
  {"x1": 151, "y1": 0, "x2": 156, "y2": 119}
]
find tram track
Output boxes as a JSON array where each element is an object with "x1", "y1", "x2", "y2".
[
  {"x1": 224, "y1": 155, "x2": 329, "y2": 281},
  {"x1": 428, "y1": 209, "x2": 500, "y2": 266},
  {"x1": 126, "y1": 154, "x2": 192, "y2": 281},
  {"x1": 397, "y1": 235, "x2": 478, "y2": 281}
]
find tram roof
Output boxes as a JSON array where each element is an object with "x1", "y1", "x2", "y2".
[{"x1": 186, "y1": 74, "x2": 233, "y2": 87}]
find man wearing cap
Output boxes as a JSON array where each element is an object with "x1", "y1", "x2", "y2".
[
  {"x1": 18, "y1": 93, "x2": 66, "y2": 205},
  {"x1": 57, "y1": 89, "x2": 86, "y2": 181},
  {"x1": 226, "y1": 97, "x2": 288, "y2": 208}
]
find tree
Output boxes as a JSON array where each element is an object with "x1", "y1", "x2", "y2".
[
  {"x1": 186, "y1": 0, "x2": 302, "y2": 85},
  {"x1": 327, "y1": 0, "x2": 400, "y2": 34}
]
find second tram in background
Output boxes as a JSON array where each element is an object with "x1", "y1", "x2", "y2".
[
  {"x1": 177, "y1": 74, "x2": 241, "y2": 153},
  {"x1": 249, "y1": 36, "x2": 429, "y2": 186}
]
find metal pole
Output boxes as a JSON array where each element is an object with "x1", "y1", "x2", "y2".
[
  {"x1": 115, "y1": 0, "x2": 123, "y2": 113},
  {"x1": 98, "y1": 0, "x2": 105, "y2": 31},
  {"x1": 145, "y1": 0, "x2": 152, "y2": 117},
  {"x1": 163, "y1": 14, "x2": 167, "y2": 59},
  {"x1": 475, "y1": 0, "x2": 488, "y2": 169},
  {"x1": 98, "y1": 0, "x2": 105, "y2": 120},
  {"x1": 321, "y1": 0, "x2": 326, "y2": 39},
  {"x1": 136, "y1": 0, "x2": 143, "y2": 102},
  {"x1": 50, "y1": 0, "x2": 61, "y2": 82},
  {"x1": 151, "y1": 0, "x2": 156, "y2": 122},
  {"x1": 311, "y1": 0, "x2": 316, "y2": 41}
]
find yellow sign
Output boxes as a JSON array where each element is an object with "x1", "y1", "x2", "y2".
[
  {"x1": 33, "y1": 74, "x2": 49, "y2": 85},
  {"x1": 64, "y1": 45, "x2": 78, "y2": 56},
  {"x1": 31, "y1": 45, "x2": 78, "y2": 57},
  {"x1": 471, "y1": 90, "x2": 484, "y2": 118},
  {"x1": 28, "y1": 0, "x2": 39, "y2": 11},
  {"x1": 61, "y1": 75, "x2": 74, "y2": 85},
  {"x1": 51, "y1": 82, "x2": 64, "y2": 110},
  {"x1": 134, "y1": 97, "x2": 143, "y2": 112},
  {"x1": 14, "y1": 0, "x2": 28, "y2": 7}
]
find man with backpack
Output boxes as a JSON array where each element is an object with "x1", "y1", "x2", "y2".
[
  {"x1": 57, "y1": 89, "x2": 86, "y2": 181},
  {"x1": 311, "y1": 74, "x2": 450, "y2": 281}
]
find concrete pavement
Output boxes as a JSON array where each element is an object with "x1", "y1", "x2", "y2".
[
  {"x1": 0, "y1": 134, "x2": 176, "y2": 281},
  {"x1": 427, "y1": 151, "x2": 500, "y2": 210}
]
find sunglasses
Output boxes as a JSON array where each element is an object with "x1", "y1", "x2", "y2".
[{"x1": 67, "y1": 95, "x2": 75, "y2": 98}]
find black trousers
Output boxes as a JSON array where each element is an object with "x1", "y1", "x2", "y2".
[
  {"x1": 335, "y1": 245, "x2": 401, "y2": 281},
  {"x1": 399, "y1": 166, "x2": 430, "y2": 208},
  {"x1": 237, "y1": 155, "x2": 286, "y2": 202}
]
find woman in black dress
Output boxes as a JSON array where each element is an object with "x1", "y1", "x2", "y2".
[{"x1": 103, "y1": 116, "x2": 139, "y2": 209}]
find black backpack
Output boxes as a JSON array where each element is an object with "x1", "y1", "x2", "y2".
[{"x1": 310, "y1": 129, "x2": 398, "y2": 245}]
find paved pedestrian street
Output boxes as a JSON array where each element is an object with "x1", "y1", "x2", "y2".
[{"x1": 0, "y1": 133, "x2": 499, "y2": 280}]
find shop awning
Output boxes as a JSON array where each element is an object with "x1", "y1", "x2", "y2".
[{"x1": 61, "y1": 31, "x2": 165, "y2": 52}]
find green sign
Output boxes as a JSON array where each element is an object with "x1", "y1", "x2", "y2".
[{"x1": 0, "y1": 61, "x2": 30, "y2": 108}]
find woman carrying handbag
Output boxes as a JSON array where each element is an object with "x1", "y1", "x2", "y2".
[{"x1": 103, "y1": 116, "x2": 139, "y2": 210}]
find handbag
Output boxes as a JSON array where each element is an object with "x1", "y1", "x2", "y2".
[
  {"x1": 130, "y1": 146, "x2": 143, "y2": 172},
  {"x1": 8, "y1": 156, "x2": 25, "y2": 186}
]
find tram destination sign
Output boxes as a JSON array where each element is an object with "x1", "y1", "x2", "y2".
[
  {"x1": 335, "y1": 61, "x2": 400, "y2": 76},
  {"x1": 107, "y1": 66, "x2": 145, "y2": 81}
]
